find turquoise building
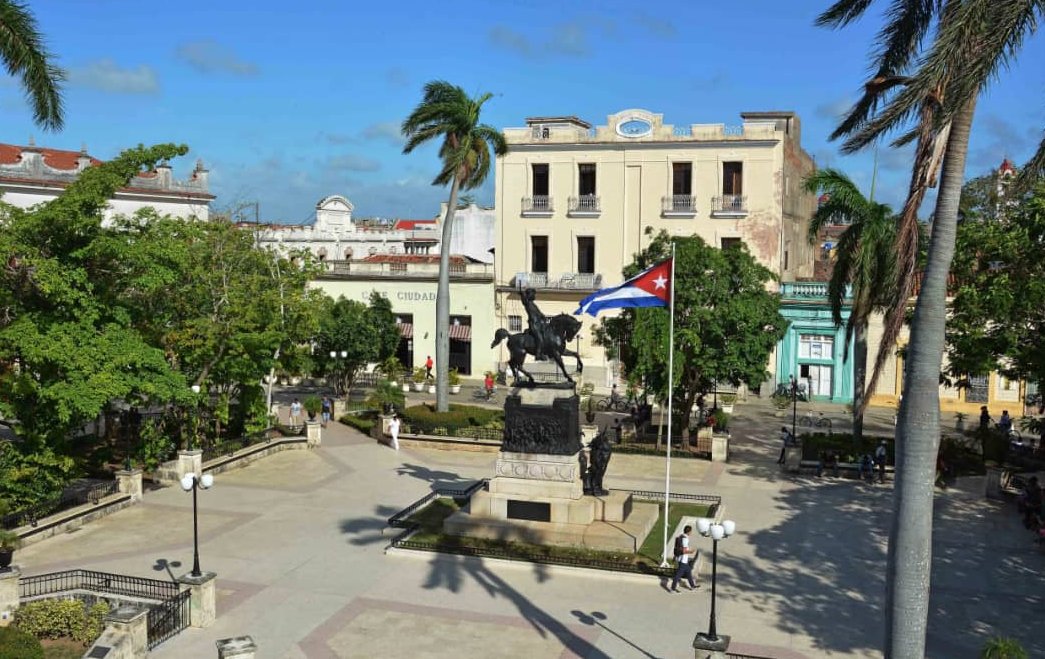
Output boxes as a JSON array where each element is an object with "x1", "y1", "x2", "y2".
[{"x1": 776, "y1": 282, "x2": 854, "y2": 402}]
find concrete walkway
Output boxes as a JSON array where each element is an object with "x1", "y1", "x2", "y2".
[{"x1": 13, "y1": 398, "x2": 1043, "y2": 658}]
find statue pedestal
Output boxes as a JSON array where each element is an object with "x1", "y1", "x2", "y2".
[{"x1": 443, "y1": 387, "x2": 657, "y2": 552}]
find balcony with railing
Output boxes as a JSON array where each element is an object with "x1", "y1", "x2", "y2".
[
  {"x1": 510, "y1": 272, "x2": 603, "y2": 291},
  {"x1": 321, "y1": 260, "x2": 494, "y2": 280},
  {"x1": 521, "y1": 195, "x2": 554, "y2": 216},
  {"x1": 711, "y1": 195, "x2": 748, "y2": 217},
  {"x1": 780, "y1": 281, "x2": 852, "y2": 301},
  {"x1": 662, "y1": 195, "x2": 696, "y2": 217},
  {"x1": 568, "y1": 195, "x2": 600, "y2": 216}
]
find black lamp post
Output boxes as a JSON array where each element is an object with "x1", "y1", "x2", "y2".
[
  {"x1": 329, "y1": 349, "x2": 348, "y2": 397},
  {"x1": 180, "y1": 472, "x2": 214, "y2": 577},
  {"x1": 695, "y1": 517, "x2": 736, "y2": 644}
]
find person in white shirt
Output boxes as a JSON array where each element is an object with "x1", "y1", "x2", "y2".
[
  {"x1": 389, "y1": 415, "x2": 400, "y2": 452},
  {"x1": 670, "y1": 525, "x2": 697, "y2": 592},
  {"x1": 289, "y1": 399, "x2": 302, "y2": 429}
]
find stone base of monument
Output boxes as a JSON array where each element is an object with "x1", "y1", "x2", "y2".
[
  {"x1": 443, "y1": 452, "x2": 659, "y2": 553},
  {"x1": 443, "y1": 386, "x2": 658, "y2": 553}
]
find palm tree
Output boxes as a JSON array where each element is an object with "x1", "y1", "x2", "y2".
[
  {"x1": 0, "y1": 0, "x2": 64, "y2": 130},
  {"x1": 402, "y1": 81, "x2": 507, "y2": 412},
  {"x1": 818, "y1": 1, "x2": 1045, "y2": 656},
  {"x1": 804, "y1": 169, "x2": 897, "y2": 443}
]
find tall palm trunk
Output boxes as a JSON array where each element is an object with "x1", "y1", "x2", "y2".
[
  {"x1": 852, "y1": 320, "x2": 868, "y2": 442},
  {"x1": 435, "y1": 177, "x2": 461, "y2": 412},
  {"x1": 886, "y1": 96, "x2": 976, "y2": 659}
]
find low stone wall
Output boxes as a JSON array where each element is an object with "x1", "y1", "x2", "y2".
[
  {"x1": 13, "y1": 493, "x2": 135, "y2": 549},
  {"x1": 396, "y1": 434, "x2": 501, "y2": 453},
  {"x1": 154, "y1": 435, "x2": 309, "y2": 484}
]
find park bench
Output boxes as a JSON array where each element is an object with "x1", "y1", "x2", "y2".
[{"x1": 797, "y1": 459, "x2": 894, "y2": 480}]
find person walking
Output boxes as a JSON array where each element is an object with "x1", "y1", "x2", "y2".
[
  {"x1": 670, "y1": 525, "x2": 697, "y2": 592},
  {"x1": 979, "y1": 405, "x2": 992, "y2": 433},
  {"x1": 389, "y1": 414, "x2": 400, "y2": 452},
  {"x1": 425, "y1": 355, "x2": 434, "y2": 381},
  {"x1": 289, "y1": 398, "x2": 302, "y2": 429},
  {"x1": 777, "y1": 426, "x2": 792, "y2": 465},
  {"x1": 874, "y1": 440, "x2": 888, "y2": 484},
  {"x1": 320, "y1": 396, "x2": 332, "y2": 428}
]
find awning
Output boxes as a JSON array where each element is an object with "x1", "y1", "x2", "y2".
[
  {"x1": 398, "y1": 323, "x2": 413, "y2": 339},
  {"x1": 449, "y1": 324, "x2": 471, "y2": 341}
]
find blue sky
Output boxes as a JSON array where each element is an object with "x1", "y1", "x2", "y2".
[{"x1": 2, "y1": 0, "x2": 1043, "y2": 222}]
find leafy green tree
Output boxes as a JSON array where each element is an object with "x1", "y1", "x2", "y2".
[
  {"x1": 947, "y1": 184, "x2": 1045, "y2": 394},
  {"x1": 818, "y1": 0, "x2": 1045, "y2": 654},
  {"x1": 804, "y1": 169, "x2": 898, "y2": 442},
  {"x1": 402, "y1": 81, "x2": 507, "y2": 412},
  {"x1": 593, "y1": 230, "x2": 785, "y2": 438},
  {"x1": 0, "y1": 145, "x2": 192, "y2": 448},
  {"x1": 314, "y1": 292, "x2": 398, "y2": 396},
  {"x1": 981, "y1": 637, "x2": 1029, "y2": 659},
  {"x1": 0, "y1": 0, "x2": 64, "y2": 130}
]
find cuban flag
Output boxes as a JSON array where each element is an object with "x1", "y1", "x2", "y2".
[{"x1": 575, "y1": 258, "x2": 672, "y2": 316}]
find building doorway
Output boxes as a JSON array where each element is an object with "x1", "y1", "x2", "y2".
[
  {"x1": 449, "y1": 315, "x2": 471, "y2": 375},
  {"x1": 800, "y1": 363, "x2": 833, "y2": 398},
  {"x1": 395, "y1": 314, "x2": 413, "y2": 370}
]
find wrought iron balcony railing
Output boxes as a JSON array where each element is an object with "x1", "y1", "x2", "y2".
[
  {"x1": 662, "y1": 195, "x2": 696, "y2": 214},
  {"x1": 522, "y1": 195, "x2": 553, "y2": 214},
  {"x1": 711, "y1": 195, "x2": 748, "y2": 214},
  {"x1": 568, "y1": 195, "x2": 600, "y2": 214}
]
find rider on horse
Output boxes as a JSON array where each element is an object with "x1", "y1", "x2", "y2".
[{"x1": 521, "y1": 288, "x2": 552, "y2": 361}]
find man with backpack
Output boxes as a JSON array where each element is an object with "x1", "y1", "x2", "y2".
[{"x1": 670, "y1": 525, "x2": 697, "y2": 593}]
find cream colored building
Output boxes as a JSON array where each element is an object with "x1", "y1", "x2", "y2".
[
  {"x1": 494, "y1": 108, "x2": 817, "y2": 385},
  {"x1": 309, "y1": 255, "x2": 497, "y2": 377}
]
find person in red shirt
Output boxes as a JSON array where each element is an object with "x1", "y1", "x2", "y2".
[
  {"x1": 425, "y1": 355, "x2": 433, "y2": 381},
  {"x1": 484, "y1": 372, "x2": 494, "y2": 399}
]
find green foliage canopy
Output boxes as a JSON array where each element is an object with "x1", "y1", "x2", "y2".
[{"x1": 593, "y1": 230, "x2": 786, "y2": 430}]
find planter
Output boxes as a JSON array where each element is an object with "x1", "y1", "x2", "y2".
[
  {"x1": 307, "y1": 412, "x2": 317, "y2": 422},
  {"x1": 280, "y1": 378, "x2": 289, "y2": 386},
  {"x1": 721, "y1": 404, "x2": 734, "y2": 414},
  {"x1": 263, "y1": 375, "x2": 275, "y2": 384},
  {"x1": 413, "y1": 382, "x2": 425, "y2": 392},
  {"x1": 428, "y1": 385, "x2": 437, "y2": 394},
  {"x1": 450, "y1": 385, "x2": 461, "y2": 395},
  {"x1": 290, "y1": 376, "x2": 302, "y2": 386},
  {"x1": 402, "y1": 384, "x2": 411, "y2": 393},
  {"x1": 956, "y1": 419, "x2": 966, "y2": 433},
  {"x1": 0, "y1": 547, "x2": 13, "y2": 571}
]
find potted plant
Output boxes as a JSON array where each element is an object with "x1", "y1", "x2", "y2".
[
  {"x1": 412, "y1": 367, "x2": 426, "y2": 392},
  {"x1": 585, "y1": 397, "x2": 597, "y2": 424},
  {"x1": 448, "y1": 368, "x2": 461, "y2": 394},
  {"x1": 367, "y1": 380, "x2": 406, "y2": 414},
  {"x1": 0, "y1": 527, "x2": 21, "y2": 572},
  {"x1": 379, "y1": 356, "x2": 402, "y2": 385},
  {"x1": 955, "y1": 411, "x2": 968, "y2": 433},
  {"x1": 303, "y1": 395, "x2": 322, "y2": 421},
  {"x1": 720, "y1": 393, "x2": 736, "y2": 414}
]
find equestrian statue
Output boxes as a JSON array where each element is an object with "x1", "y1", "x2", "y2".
[{"x1": 490, "y1": 288, "x2": 583, "y2": 385}]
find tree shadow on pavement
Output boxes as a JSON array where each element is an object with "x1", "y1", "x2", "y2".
[
  {"x1": 338, "y1": 505, "x2": 402, "y2": 547},
  {"x1": 395, "y1": 463, "x2": 477, "y2": 491}
]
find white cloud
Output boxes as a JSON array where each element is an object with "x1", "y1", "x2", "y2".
[
  {"x1": 326, "y1": 153, "x2": 382, "y2": 172},
  {"x1": 175, "y1": 40, "x2": 258, "y2": 76},
  {"x1": 68, "y1": 59, "x2": 159, "y2": 94},
  {"x1": 360, "y1": 121, "x2": 405, "y2": 146},
  {"x1": 488, "y1": 20, "x2": 601, "y2": 58}
]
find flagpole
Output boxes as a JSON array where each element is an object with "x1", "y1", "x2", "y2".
[{"x1": 660, "y1": 243, "x2": 677, "y2": 567}]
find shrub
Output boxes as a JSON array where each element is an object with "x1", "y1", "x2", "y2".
[
  {"x1": 138, "y1": 419, "x2": 176, "y2": 471},
  {"x1": 771, "y1": 393, "x2": 791, "y2": 410},
  {"x1": 0, "y1": 529, "x2": 22, "y2": 550},
  {"x1": 448, "y1": 368, "x2": 461, "y2": 386},
  {"x1": 15, "y1": 598, "x2": 110, "y2": 645},
  {"x1": 340, "y1": 413, "x2": 376, "y2": 434},
  {"x1": 0, "y1": 626, "x2": 43, "y2": 659},
  {"x1": 711, "y1": 410, "x2": 730, "y2": 431},
  {"x1": 412, "y1": 367, "x2": 427, "y2": 383},
  {"x1": 981, "y1": 637, "x2": 1028, "y2": 659},
  {"x1": 366, "y1": 380, "x2": 405, "y2": 412},
  {"x1": 398, "y1": 404, "x2": 503, "y2": 431},
  {"x1": 799, "y1": 432, "x2": 893, "y2": 463},
  {"x1": 378, "y1": 356, "x2": 403, "y2": 382}
]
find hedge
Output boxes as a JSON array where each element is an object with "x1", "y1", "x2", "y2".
[
  {"x1": 0, "y1": 626, "x2": 43, "y2": 659},
  {"x1": 398, "y1": 404, "x2": 503, "y2": 430},
  {"x1": 14, "y1": 598, "x2": 109, "y2": 645}
]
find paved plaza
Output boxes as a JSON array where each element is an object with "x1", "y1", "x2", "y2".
[{"x1": 15, "y1": 398, "x2": 1045, "y2": 658}]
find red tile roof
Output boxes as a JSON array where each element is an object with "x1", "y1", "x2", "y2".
[
  {"x1": 0, "y1": 143, "x2": 102, "y2": 170},
  {"x1": 393, "y1": 218, "x2": 437, "y2": 230}
]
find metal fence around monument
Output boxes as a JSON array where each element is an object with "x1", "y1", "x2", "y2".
[
  {"x1": 386, "y1": 483, "x2": 721, "y2": 578},
  {"x1": 400, "y1": 422, "x2": 503, "y2": 442}
]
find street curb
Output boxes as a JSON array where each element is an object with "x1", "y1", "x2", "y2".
[{"x1": 385, "y1": 543, "x2": 672, "y2": 585}]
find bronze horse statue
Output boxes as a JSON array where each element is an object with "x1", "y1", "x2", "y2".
[{"x1": 491, "y1": 313, "x2": 583, "y2": 385}]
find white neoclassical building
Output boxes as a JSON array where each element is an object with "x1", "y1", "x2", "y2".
[
  {"x1": 254, "y1": 194, "x2": 496, "y2": 265},
  {"x1": 0, "y1": 141, "x2": 213, "y2": 221}
]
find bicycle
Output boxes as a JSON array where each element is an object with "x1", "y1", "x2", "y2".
[
  {"x1": 799, "y1": 410, "x2": 832, "y2": 430},
  {"x1": 596, "y1": 395, "x2": 630, "y2": 412}
]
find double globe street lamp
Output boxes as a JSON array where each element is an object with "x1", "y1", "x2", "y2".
[
  {"x1": 180, "y1": 472, "x2": 214, "y2": 577},
  {"x1": 329, "y1": 350, "x2": 348, "y2": 397},
  {"x1": 694, "y1": 517, "x2": 737, "y2": 648}
]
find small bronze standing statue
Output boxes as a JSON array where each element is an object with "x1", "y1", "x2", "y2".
[{"x1": 583, "y1": 430, "x2": 613, "y2": 496}]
